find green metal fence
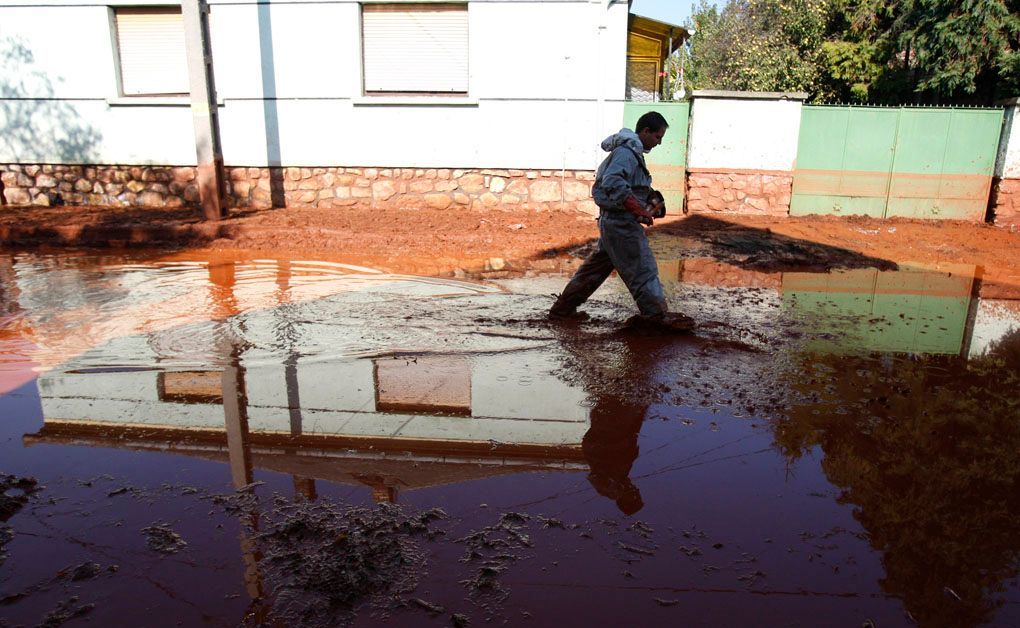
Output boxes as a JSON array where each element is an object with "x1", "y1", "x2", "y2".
[
  {"x1": 623, "y1": 101, "x2": 689, "y2": 215},
  {"x1": 791, "y1": 106, "x2": 1004, "y2": 221}
]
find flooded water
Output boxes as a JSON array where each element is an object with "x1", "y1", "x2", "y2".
[{"x1": 1, "y1": 250, "x2": 1019, "y2": 627}]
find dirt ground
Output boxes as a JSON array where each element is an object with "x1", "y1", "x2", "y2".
[{"x1": 1, "y1": 204, "x2": 1018, "y2": 296}]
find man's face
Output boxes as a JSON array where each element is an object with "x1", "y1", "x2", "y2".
[{"x1": 639, "y1": 127, "x2": 666, "y2": 152}]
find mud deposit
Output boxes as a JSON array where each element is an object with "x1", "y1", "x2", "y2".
[{"x1": 1, "y1": 249, "x2": 1019, "y2": 627}]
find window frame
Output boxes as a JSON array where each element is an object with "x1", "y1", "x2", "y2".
[
  {"x1": 360, "y1": 2, "x2": 470, "y2": 98},
  {"x1": 109, "y1": 4, "x2": 190, "y2": 98}
]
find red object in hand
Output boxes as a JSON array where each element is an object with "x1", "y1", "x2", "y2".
[{"x1": 624, "y1": 195, "x2": 655, "y2": 225}]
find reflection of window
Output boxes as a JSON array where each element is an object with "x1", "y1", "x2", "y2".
[
  {"x1": 361, "y1": 4, "x2": 468, "y2": 95},
  {"x1": 374, "y1": 356, "x2": 471, "y2": 416},
  {"x1": 158, "y1": 371, "x2": 223, "y2": 404},
  {"x1": 113, "y1": 7, "x2": 189, "y2": 96}
]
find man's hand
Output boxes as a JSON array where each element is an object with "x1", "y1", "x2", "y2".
[{"x1": 624, "y1": 195, "x2": 655, "y2": 226}]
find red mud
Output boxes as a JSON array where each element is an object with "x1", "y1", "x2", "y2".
[{"x1": 1, "y1": 205, "x2": 1018, "y2": 294}]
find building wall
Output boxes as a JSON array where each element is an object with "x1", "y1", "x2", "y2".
[
  {"x1": 0, "y1": 0, "x2": 630, "y2": 171},
  {"x1": 685, "y1": 92, "x2": 803, "y2": 216}
]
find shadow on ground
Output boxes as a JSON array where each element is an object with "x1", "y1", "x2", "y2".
[
  {"x1": 538, "y1": 214, "x2": 898, "y2": 275},
  {"x1": 654, "y1": 214, "x2": 898, "y2": 272}
]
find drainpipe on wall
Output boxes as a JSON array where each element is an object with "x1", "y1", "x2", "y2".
[
  {"x1": 595, "y1": 0, "x2": 616, "y2": 171},
  {"x1": 182, "y1": 0, "x2": 226, "y2": 220}
]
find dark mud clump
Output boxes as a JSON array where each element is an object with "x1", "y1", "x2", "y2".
[
  {"x1": 142, "y1": 523, "x2": 188, "y2": 554},
  {"x1": 245, "y1": 497, "x2": 447, "y2": 627},
  {"x1": 0, "y1": 473, "x2": 39, "y2": 568},
  {"x1": 37, "y1": 596, "x2": 95, "y2": 628},
  {"x1": 0, "y1": 473, "x2": 39, "y2": 519},
  {"x1": 455, "y1": 512, "x2": 536, "y2": 612},
  {"x1": 64, "y1": 562, "x2": 104, "y2": 582}
]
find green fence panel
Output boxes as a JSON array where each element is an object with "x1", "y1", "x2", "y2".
[
  {"x1": 623, "y1": 101, "x2": 689, "y2": 215},
  {"x1": 791, "y1": 105, "x2": 1003, "y2": 221},
  {"x1": 886, "y1": 108, "x2": 1003, "y2": 220},
  {"x1": 792, "y1": 106, "x2": 899, "y2": 217}
]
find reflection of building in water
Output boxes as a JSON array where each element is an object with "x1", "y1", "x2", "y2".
[
  {"x1": 659, "y1": 259, "x2": 1020, "y2": 358},
  {"x1": 27, "y1": 343, "x2": 590, "y2": 502},
  {"x1": 968, "y1": 298, "x2": 1020, "y2": 359},
  {"x1": 782, "y1": 266, "x2": 979, "y2": 355},
  {"x1": 14, "y1": 255, "x2": 589, "y2": 505},
  {"x1": 778, "y1": 264, "x2": 1020, "y2": 358},
  {"x1": 375, "y1": 356, "x2": 472, "y2": 416}
]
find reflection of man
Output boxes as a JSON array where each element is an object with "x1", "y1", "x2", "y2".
[
  {"x1": 552, "y1": 327, "x2": 671, "y2": 515},
  {"x1": 582, "y1": 395, "x2": 646, "y2": 515}
]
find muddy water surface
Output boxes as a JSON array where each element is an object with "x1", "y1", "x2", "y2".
[{"x1": 1, "y1": 251, "x2": 1019, "y2": 627}]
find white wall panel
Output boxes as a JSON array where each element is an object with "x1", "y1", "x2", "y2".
[
  {"x1": 218, "y1": 98, "x2": 624, "y2": 169},
  {"x1": 0, "y1": 100, "x2": 195, "y2": 164},
  {"x1": 0, "y1": 6, "x2": 119, "y2": 99},
  {"x1": 209, "y1": 2, "x2": 360, "y2": 99},
  {"x1": 688, "y1": 97, "x2": 803, "y2": 171}
]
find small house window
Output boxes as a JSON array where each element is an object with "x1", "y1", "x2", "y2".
[
  {"x1": 361, "y1": 3, "x2": 468, "y2": 95},
  {"x1": 113, "y1": 6, "x2": 189, "y2": 96}
]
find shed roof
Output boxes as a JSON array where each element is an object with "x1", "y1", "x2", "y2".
[{"x1": 628, "y1": 13, "x2": 689, "y2": 54}]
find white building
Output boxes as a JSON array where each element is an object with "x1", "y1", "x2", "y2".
[{"x1": 0, "y1": 0, "x2": 689, "y2": 211}]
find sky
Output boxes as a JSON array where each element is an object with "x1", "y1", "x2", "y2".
[{"x1": 628, "y1": 0, "x2": 699, "y2": 27}]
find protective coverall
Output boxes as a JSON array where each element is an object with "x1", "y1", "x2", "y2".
[{"x1": 549, "y1": 128, "x2": 667, "y2": 318}]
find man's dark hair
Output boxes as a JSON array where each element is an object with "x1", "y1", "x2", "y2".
[{"x1": 635, "y1": 111, "x2": 669, "y2": 133}]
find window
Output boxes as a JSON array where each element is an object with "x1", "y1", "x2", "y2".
[
  {"x1": 113, "y1": 7, "x2": 188, "y2": 96},
  {"x1": 361, "y1": 3, "x2": 468, "y2": 95},
  {"x1": 626, "y1": 60, "x2": 658, "y2": 102}
]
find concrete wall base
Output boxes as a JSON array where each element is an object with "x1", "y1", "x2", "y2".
[
  {"x1": 685, "y1": 171, "x2": 792, "y2": 216},
  {"x1": 0, "y1": 164, "x2": 599, "y2": 215}
]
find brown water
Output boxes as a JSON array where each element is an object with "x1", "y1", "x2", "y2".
[{"x1": 1, "y1": 250, "x2": 1018, "y2": 627}]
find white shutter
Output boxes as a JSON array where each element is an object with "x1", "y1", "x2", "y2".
[
  {"x1": 362, "y1": 4, "x2": 468, "y2": 94},
  {"x1": 115, "y1": 7, "x2": 189, "y2": 96}
]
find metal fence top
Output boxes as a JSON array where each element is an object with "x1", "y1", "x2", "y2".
[
  {"x1": 808, "y1": 102, "x2": 1006, "y2": 112},
  {"x1": 691, "y1": 90, "x2": 809, "y2": 101}
]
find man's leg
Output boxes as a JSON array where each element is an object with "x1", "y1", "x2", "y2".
[
  {"x1": 599, "y1": 213, "x2": 667, "y2": 317},
  {"x1": 549, "y1": 238, "x2": 615, "y2": 317}
]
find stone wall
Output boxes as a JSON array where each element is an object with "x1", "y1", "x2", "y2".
[
  {"x1": 0, "y1": 163, "x2": 599, "y2": 214},
  {"x1": 990, "y1": 177, "x2": 1020, "y2": 228},
  {"x1": 685, "y1": 171, "x2": 792, "y2": 215},
  {"x1": 0, "y1": 164, "x2": 197, "y2": 208}
]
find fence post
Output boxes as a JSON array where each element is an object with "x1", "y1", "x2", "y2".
[
  {"x1": 992, "y1": 98, "x2": 1020, "y2": 227},
  {"x1": 182, "y1": 0, "x2": 226, "y2": 221}
]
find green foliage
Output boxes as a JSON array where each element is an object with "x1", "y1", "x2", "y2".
[
  {"x1": 688, "y1": 0, "x2": 829, "y2": 94},
  {"x1": 688, "y1": 0, "x2": 1020, "y2": 104},
  {"x1": 899, "y1": 0, "x2": 1020, "y2": 100}
]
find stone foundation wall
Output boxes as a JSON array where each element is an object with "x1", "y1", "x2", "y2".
[
  {"x1": 0, "y1": 164, "x2": 198, "y2": 208},
  {"x1": 0, "y1": 164, "x2": 598, "y2": 214},
  {"x1": 990, "y1": 177, "x2": 1020, "y2": 227},
  {"x1": 685, "y1": 171, "x2": 792, "y2": 216}
]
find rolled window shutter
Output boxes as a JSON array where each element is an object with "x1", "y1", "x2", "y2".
[
  {"x1": 115, "y1": 7, "x2": 189, "y2": 96},
  {"x1": 363, "y1": 4, "x2": 468, "y2": 93}
]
